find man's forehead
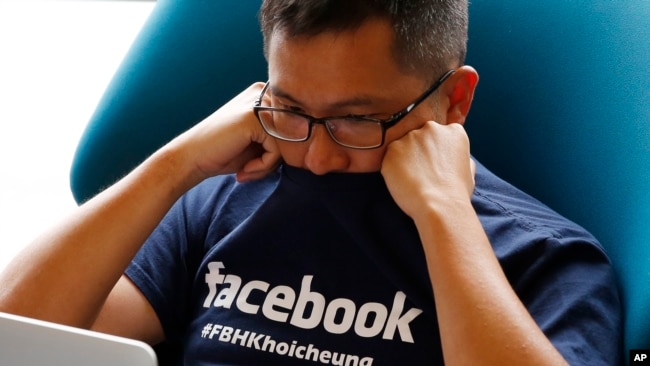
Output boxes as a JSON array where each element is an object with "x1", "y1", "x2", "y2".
[
  {"x1": 268, "y1": 82, "x2": 388, "y2": 111},
  {"x1": 265, "y1": 19, "x2": 429, "y2": 112}
]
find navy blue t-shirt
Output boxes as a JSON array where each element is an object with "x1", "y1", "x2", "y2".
[{"x1": 126, "y1": 162, "x2": 621, "y2": 365}]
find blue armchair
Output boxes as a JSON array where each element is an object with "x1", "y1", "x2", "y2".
[{"x1": 70, "y1": 0, "x2": 650, "y2": 363}]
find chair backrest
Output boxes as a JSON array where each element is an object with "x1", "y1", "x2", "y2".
[
  {"x1": 70, "y1": 0, "x2": 267, "y2": 203},
  {"x1": 70, "y1": 0, "x2": 650, "y2": 361}
]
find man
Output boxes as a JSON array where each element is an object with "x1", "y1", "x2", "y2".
[{"x1": 0, "y1": 0, "x2": 621, "y2": 364}]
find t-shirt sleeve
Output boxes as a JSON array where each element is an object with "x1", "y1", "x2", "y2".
[
  {"x1": 514, "y1": 235, "x2": 622, "y2": 365},
  {"x1": 474, "y1": 165, "x2": 622, "y2": 365},
  {"x1": 124, "y1": 173, "x2": 278, "y2": 342},
  {"x1": 125, "y1": 195, "x2": 204, "y2": 342}
]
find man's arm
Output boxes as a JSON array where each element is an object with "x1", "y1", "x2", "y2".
[
  {"x1": 382, "y1": 121, "x2": 568, "y2": 365},
  {"x1": 0, "y1": 83, "x2": 279, "y2": 340},
  {"x1": 91, "y1": 276, "x2": 165, "y2": 344}
]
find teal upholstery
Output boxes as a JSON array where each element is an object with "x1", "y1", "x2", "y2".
[
  {"x1": 70, "y1": 0, "x2": 649, "y2": 363},
  {"x1": 70, "y1": 0, "x2": 266, "y2": 203}
]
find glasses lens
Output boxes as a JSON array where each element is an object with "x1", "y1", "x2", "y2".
[
  {"x1": 256, "y1": 109, "x2": 310, "y2": 141},
  {"x1": 326, "y1": 118, "x2": 383, "y2": 148}
]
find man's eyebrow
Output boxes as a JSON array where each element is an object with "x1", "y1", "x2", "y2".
[
  {"x1": 269, "y1": 84, "x2": 380, "y2": 111},
  {"x1": 268, "y1": 85, "x2": 303, "y2": 105}
]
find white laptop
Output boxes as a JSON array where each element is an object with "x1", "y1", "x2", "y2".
[{"x1": 0, "y1": 311, "x2": 158, "y2": 366}]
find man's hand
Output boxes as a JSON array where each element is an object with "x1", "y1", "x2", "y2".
[
  {"x1": 168, "y1": 82, "x2": 282, "y2": 184},
  {"x1": 381, "y1": 121, "x2": 475, "y2": 221}
]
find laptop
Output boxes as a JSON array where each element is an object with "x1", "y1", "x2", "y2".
[{"x1": 0, "y1": 311, "x2": 158, "y2": 366}]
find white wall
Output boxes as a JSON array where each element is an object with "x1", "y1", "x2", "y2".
[{"x1": 0, "y1": 0, "x2": 154, "y2": 270}]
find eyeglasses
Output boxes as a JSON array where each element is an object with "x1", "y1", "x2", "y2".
[{"x1": 253, "y1": 69, "x2": 456, "y2": 149}]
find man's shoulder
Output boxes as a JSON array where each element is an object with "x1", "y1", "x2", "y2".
[
  {"x1": 179, "y1": 170, "x2": 282, "y2": 217},
  {"x1": 472, "y1": 160, "x2": 599, "y2": 245},
  {"x1": 190, "y1": 170, "x2": 281, "y2": 198}
]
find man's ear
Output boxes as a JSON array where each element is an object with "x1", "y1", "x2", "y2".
[{"x1": 441, "y1": 65, "x2": 479, "y2": 125}]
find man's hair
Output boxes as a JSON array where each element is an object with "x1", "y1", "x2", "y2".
[{"x1": 259, "y1": 0, "x2": 468, "y2": 82}]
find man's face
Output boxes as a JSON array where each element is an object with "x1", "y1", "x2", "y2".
[{"x1": 266, "y1": 18, "x2": 446, "y2": 175}]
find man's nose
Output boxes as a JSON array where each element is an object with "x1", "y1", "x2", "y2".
[{"x1": 303, "y1": 125, "x2": 349, "y2": 175}]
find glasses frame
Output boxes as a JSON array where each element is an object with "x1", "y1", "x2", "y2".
[{"x1": 253, "y1": 69, "x2": 456, "y2": 149}]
